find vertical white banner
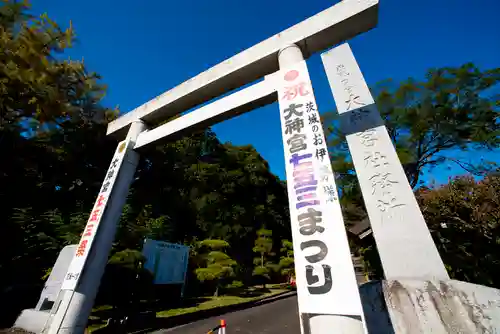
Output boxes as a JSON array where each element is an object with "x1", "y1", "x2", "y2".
[
  {"x1": 321, "y1": 43, "x2": 448, "y2": 280},
  {"x1": 275, "y1": 60, "x2": 363, "y2": 316},
  {"x1": 61, "y1": 139, "x2": 132, "y2": 291}
]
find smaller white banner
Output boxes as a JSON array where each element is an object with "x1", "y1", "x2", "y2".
[{"x1": 61, "y1": 139, "x2": 131, "y2": 291}]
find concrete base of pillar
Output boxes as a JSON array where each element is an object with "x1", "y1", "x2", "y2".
[
  {"x1": 360, "y1": 279, "x2": 500, "y2": 334},
  {"x1": 14, "y1": 308, "x2": 50, "y2": 333}
]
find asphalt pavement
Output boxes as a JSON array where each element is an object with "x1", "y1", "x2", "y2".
[{"x1": 154, "y1": 295, "x2": 300, "y2": 334}]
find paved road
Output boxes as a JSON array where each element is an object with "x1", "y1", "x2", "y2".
[{"x1": 155, "y1": 295, "x2": 300, "y2": 334}]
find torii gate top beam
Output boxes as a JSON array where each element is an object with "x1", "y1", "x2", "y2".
[{"x1": 107, "y1": 0, "x2": 379, "y2": 139}]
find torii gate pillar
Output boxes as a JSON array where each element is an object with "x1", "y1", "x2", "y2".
[{"x1": 43, "y1": 121, "x2": 146, "y2": 334}]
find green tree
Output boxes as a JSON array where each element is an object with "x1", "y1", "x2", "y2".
[
  {"x1": 0, "y1": 1, "x2": 117, "y2": 324},
  {"x1": 195, "y1": 239, "x2": 237, "y2": 296},
  {"x1": 279, "y1": 239, "x2": 295, "y2": 281},
  {"x1": 0, "y1": 0, "x2": 116, "y2": 228},
  {"x1": 0, "y1": 0, "x2": 115, "y2": 132},
  {"x1": 99, "y1": 250, "x2": 151, "y2": 312},
  {"x1": 417, "y1": 173, "x2": 500, "y2": 288},
  {"x1": 252, "y1": 228, "x2": 276, "y2": 288}
]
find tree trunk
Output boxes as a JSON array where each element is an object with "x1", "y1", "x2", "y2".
[
  {"x1": 214, "y1": 285, "x2": 219, "y2": 297},
  {"x1": 261, "y1": 254, "x2": 265, "y2": 289}
]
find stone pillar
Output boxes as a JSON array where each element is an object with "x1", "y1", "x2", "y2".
[
  {"x1": 320, "y1": 43, "x2": 448, "y2": 281},
  {"x1": 277, "y1": 44, "x2": 366, "y2": 334},
  {"x1": 43, "y1": 121, "x2": 146, "y2": 334}
]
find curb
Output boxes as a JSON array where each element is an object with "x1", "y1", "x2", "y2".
[
  {"x1": 243, "y1": 290, "x2": 296, "y2": 308},
  {"x1": 99, "y1": 289, "x2": 296, "y2": 333}
]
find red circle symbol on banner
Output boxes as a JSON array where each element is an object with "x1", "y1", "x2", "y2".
[{"x1": 284, "y1": 70, "x2": 299, "y2": 81}]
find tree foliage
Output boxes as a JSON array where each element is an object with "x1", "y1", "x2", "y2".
[
  {"x1": 0, "y1": 0, "x2": 115, "y2": 132},
  {"x1": 195, "y1": 240, "x2": 237, "y2": 296},
  {"x1": 278, "y1": 239, "x2": 295, "y2": 280},
  {"x1": 99, "y1": 249, "x2": 153, "y2": 311},
  {"x1": 418, "y1": 173, "x2": 500, "y2": 287},
  {"x1": 252, "y1": 228, "x2": 276, "y2": 287}
]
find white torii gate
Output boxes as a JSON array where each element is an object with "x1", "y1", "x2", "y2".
[{"x1": 41, "y1": 0, "x2": 465, "y2": 333}]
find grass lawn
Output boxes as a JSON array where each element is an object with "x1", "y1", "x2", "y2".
[{"x1": 156, "y1": 287, "x2": 288, "y2": 318}]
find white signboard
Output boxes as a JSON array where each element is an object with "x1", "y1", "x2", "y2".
[
  {"x1": 61, "y1": 139, "x2": 131, "y2": 291},
  {"x1": 142, "y1": 239, "x2": 190, "y2": 285},
  {"x1": 276, "y1": 60, "x2": 363, "y2": 316},
  {"x1": 36, "y1": 245, "x2": 76, "y2": 309},
  {"x1": 321, "y1": 43, "x2": 448, "y2": 280}
]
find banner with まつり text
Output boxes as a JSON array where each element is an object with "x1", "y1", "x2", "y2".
[{"x1": 275, "y1": 60, "x2": 363, "y2": 316}]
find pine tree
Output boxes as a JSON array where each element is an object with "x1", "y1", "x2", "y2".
[
  {"x1": 195, "y1": 239, "x2": 236, "y2": 296},
  {"x1": 279, "y1": 239, "x2": 295, "y2": 282},
  {"x1": 252, "y1": 228, "x2": 276, "y2": 288}
]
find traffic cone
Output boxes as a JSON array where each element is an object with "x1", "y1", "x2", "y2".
[
  {"x1": 207, "y1": 320, "x2": 226, "y2": 334},
  {"x1": 219, "y1": 319, "x2": 226, "y2": 334}
]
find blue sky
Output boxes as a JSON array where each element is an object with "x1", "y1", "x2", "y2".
[{"x1": 32, "y1": 0, "x2": 500, "y2": 185}]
